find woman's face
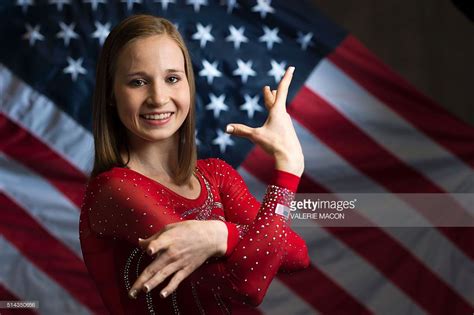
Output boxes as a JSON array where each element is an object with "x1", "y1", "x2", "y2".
[{"x1": 113, "y1": 34, "x2": 190, "y2": 145}]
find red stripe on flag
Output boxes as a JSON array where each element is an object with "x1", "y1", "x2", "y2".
[
  {"x1": 278, "y1": 266, "x2": 371, "y2": 314},
  {"x1": 0, "y1": 194, "x2": 106, "y2": 314},
  {"x1": 328, "y1": 35, "x2": 474, "y2": 169},
  {"x1": 242, "y1": 145, "x2": 474, "y2": 314},
  {"x1": 0, "y1": 114, "x2": 87, "y2": 208},
  {"x1": 289, "y1": 87, "x2": 474, "y2": 260},
  {"x1": 0, "y1": 283, "x2": 38, "y2": 315}
]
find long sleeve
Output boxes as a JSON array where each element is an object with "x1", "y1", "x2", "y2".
[
  {"x1": 83, "y1": 170, "x2": 184, "y2": 246},
  {"x1": 210, "y1": 159, "x2": 309, "y2": 272}
]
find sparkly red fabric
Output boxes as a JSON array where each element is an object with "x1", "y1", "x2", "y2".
[{"x1": 80, "y1": 158, "x2": 309, "y2": 315}]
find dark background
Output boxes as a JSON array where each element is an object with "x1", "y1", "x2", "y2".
[{"x1": 312, "y1": 0, "x2": 474, "y2": 126}]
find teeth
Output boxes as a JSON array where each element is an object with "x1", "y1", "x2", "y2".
[{"x1": 142, "y1": 113, "x2": 172, "y2": 120}]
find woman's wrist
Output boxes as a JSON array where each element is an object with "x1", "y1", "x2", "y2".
[
  {"x1": 274, "y1": 151, "x2": 304, "y2": 177},
  {"x1": 208, "y1": 220, "x2": 228, "y2": 257}
]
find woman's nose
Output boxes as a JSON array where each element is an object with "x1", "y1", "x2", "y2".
[{"x1": 147, "y1": 83, "x2": 169, "y2": 106}]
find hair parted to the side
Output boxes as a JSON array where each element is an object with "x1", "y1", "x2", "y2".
[{"x1": 91, "y1": 14, "x2": 197, "y2": 185}]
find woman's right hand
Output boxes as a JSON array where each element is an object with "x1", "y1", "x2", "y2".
[
  {"x1": 225, "y1": 67, "x2": 304, "y2": 176},
  {"x1": 128, "y1": 220, "x2": 227, "y2": 299}
]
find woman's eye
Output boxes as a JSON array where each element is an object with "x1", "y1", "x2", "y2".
[
  {"x1": 167, "y1": 76, "x2": 179, "y2": 84},
  {"x1": 130, "y1": 79, "x2": 146, "y2": 87}
]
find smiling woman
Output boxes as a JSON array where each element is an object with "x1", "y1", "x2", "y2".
[
  {"x1": 79, "y1": 14, "x2": 309, "y2": 315},
  {"x1": 113, "y1": 35, "x2": 190, "y2": 145}
]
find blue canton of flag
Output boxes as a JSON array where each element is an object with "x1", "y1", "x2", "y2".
[{"x1": 1, "y1": 0, "x2": 344, "y2": 166}]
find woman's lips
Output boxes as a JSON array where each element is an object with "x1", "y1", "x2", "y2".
[{"x1": 140, "y1": 112, "x2": 174, "y2": 126}]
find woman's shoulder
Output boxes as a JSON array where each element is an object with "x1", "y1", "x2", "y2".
[
  {"x1": 197, "y1": 157, "x2": 236, "y2": 174},
  {"x1": 86, "y1": 167, "x2": 133, "y2": 188}
]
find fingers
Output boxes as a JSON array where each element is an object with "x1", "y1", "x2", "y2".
[
  {"x1": 129, "y1": 264, "x2": 157, "y2": 299},
  {"x1": 143, "y1": 237, "x2": 171, "y2": 256},
  {"x1": 275, "y1": 66, "x2": 295, "y2": 109},
  {"x1": 225, "y1": 123, "x2": 256, "y2": 139},
  {"x1": 262, "y1": 86, "x2": 280, "y2": 110},
  {"x1": 263, "y1": 86, "x2": 275, "y2": 110},
  {"x1": 158, "y1": 269, "x2": 189, "y2": 299},
  {"x1": 138, "y1": 237, "x2": 149, "y2": 251},
  {"x1": 142, "y1": 260, "x2": 182, "y2": 295},
  {"x1": 128, "y1": 260, "x2": 181, "y2": 299},
  {"x1": 138, "y1": 224, "x2": 176, "y2": 254}
]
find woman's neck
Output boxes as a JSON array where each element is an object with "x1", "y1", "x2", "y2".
[{"x1": 124, "y1": 132, "x2": 179, "y2": 180}]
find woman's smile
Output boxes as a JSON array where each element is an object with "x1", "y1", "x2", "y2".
[{"x1": 140, "y1": 112, "x2": 174, "y2": 126}]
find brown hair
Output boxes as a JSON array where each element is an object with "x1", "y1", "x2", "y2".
[{"x1": 91, "y1": 14, "x2": 197, "y2": 185}]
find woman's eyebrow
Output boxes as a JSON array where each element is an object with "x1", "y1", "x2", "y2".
[{"x1": 126, "y1": 69, "x2": 185, "y2": 77}]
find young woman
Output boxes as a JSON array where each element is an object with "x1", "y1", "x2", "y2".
[{"x1": 79, "y1": 14, "x2": 309, "y2": 315}]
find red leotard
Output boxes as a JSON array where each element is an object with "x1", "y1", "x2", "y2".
[{"x1": 79, "y1": 158, "x2": 309, "y2": 314}]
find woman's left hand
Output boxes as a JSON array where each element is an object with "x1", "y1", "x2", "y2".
[{"x1": 128, "y1": 220, "x2": 228, "y2": 299}]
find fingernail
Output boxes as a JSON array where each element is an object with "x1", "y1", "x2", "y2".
[
  {"x1": 147, "y1": 248, "x2": 153, "y2": 256},
  {"x1": 129, "y1": 289, "x2": 137, "y2": 299},
  {"x1": 143, "y1": 284, "x2": 150, "y2": 293},
  {"x1": 289, "y1": 66, "x2": 295, "y2": 73},
  {"x1": 160, "y1": 291, "x2": 167, "y2": 298},
  {"x1": 225, "y1": 125, "x2": 234, "y2": 133},
  {"x1": 138, "y1": 238, "x2": 144, "y2": 242}
]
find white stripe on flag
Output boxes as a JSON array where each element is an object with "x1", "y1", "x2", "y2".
[
  {"x1": 0, "y1": 152, "x2": 82, "y2": 258},
  {"x1": 0, "y1": 235, "x2": 90, "y2": 315},
  {"x1": 292, "y1": 119, "x2": 474, "y2": 306},
  {"x1": 307, "y1": 60, "x2": 474, "y2": 193},
  {"x1": 0, "y1": 63, "x2": 93, "y2": 175},
  {"x1": 260, "y1": 279, "x2": 319, "y2": 315}
]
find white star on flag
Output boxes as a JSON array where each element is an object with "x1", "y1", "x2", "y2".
[
  {"x1": 226, "y1": 25, "x2": 248, "y2": 49},
  {"x1": 268, "y1": 59, "x2": 286, "y2": 83},
  {"x1": 186, "y1": 0, "x2": 208, "y2": 13},
  {"x1": 56, "y1": 22, "x2": 79, "y2": 47},
  {"x1": 297, "y1": 31, "x2": 314, "y2": 50},
  {"x1": 154, "y1": 0, "x2": 176, "y2": 10},
  {"x1": 195, "y1": 130, "x2": 201, "y2": 146},
  {"x1": 251, "y1": 0, "x2": 275, "y2": 19},
  {"x1": 63, "y1": 57, "x2": 87, "y2": 81},
  {"x1": 192, "y1": 23, "x2": 215, "y2": 48},
  {"x1": 49, "y1": 0, "x2": 71, "y2": 11},
  {"x1": 199, "y1": 59, "x2": 222, "y2": 84},
  {"x1": 221, "y1": 0, "x2": 239, "y2": 13},
  {"x1": 259, "y1": 26, "x2": 282, "y2": 50},
  {"x1": 240, "y1": 94, "x2": 264, "y2": 119},
  {"x1": 83, "y1": 0, "x2": 107, "y2": 11},
  {"x1": 121, "y1": 0, "x2": 142, "y2": 10},
  {"x1": 16, "y1": 0, "x2": 34, "y2": 13},
  {"x1": 233, "y1": 59, "x2": 256, "y2": 84},
  {"x1": 212, "y1": 129, "x2": 234, "y2": 153},
  {"x1": 91, "y1": 21, "x2": 111, "y2": 46},
  {"x1": 22, "y1": 24, "x2": 45, "y2": 47},
  {"x1": 206, "y1": 93, "x2": 229, "y2": 118}
]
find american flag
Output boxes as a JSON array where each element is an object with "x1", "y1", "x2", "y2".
[{"x1": 1, "y1": 0, "x2": 473, "y2": 314}]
